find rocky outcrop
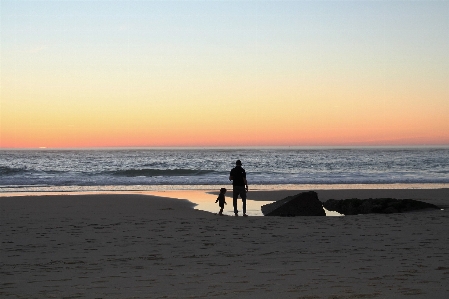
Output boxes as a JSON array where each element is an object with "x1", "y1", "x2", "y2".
[
  {"x1": 261, "y1": 191, "x2": 326, "y2": 216},
  {"x1": 323, "y1": 198, "x2": 439, "y2": 215}
]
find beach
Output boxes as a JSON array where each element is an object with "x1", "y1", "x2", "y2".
[{"x1": 1, "y1": 189, "x2": 448, "y2": 298}]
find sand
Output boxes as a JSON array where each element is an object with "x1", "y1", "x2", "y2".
[{"x1": 1, "y1": 189, "x2": 448, "y2": 298}]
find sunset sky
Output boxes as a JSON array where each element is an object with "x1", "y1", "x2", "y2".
[{"x1": 1, "y1": 0, "x2": 448, "y2": 148}]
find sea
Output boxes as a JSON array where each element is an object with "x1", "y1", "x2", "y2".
[{"x1": 1, "y1": 147, "x2": 449, "y2": 194}]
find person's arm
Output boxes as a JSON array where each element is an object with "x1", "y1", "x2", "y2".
[{"x1": 244, "y1": 178, "x2": 248, "y2": 192}]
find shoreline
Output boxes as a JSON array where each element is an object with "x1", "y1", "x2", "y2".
[
  {"x1": 2, "y1": 186, "x2": 448, "y2": 216},
  {"x1": 1, "y1": 182, "x2": 449, "y2": 193},
  {"x1": 1, "y1": 182, "x2": 449, "y2": 195},
  {"x1": 1, "y1": 185, "x2": 448, "y2": 209},
  {"x1": 1, "y1": 189, "x2": 448, "y2": 298}
]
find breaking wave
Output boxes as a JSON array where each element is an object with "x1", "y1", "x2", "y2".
[
  {"x1": 111, "y1": 168, "x2": 216, "y2": 177},
  {"x1": 0, "y1": 166, "x2": 29, "y2": 176}
]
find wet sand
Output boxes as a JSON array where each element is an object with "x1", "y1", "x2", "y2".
[{"x1": 1, "y1": 189, "x2": 448, "y2": 298}]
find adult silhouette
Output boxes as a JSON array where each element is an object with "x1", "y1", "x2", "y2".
[{"x1": 229, "y1": 160, "x2": 248, "y2": 216}]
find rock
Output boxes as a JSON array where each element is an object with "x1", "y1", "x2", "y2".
[
  {"x1": 261, "y1": 191, "x2": 326, "y2": 216},
  {"x1": 323, "y1": 198, "x2": 439, "y2": 215}
]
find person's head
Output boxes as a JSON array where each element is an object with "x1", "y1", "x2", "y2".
[
  {"x1": 236, "y1": 160, "x2": 242, "y2": 166},
  {"x1": 220, "y1": 187, "x2": 227, "y2": 194}
]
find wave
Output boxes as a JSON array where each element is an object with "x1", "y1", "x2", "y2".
[
  {"x1": 111, "y1": 168, "x2": 216, "y2": 177},
  {"x1": 0, "y1": 166, "x2": 29, "y2": 176}
]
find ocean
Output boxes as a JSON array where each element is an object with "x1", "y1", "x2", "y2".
[{"x1": 1, "y1": 147, "x2": 449, "y2": 193}]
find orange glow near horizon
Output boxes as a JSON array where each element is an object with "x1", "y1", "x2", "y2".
[{"x1": 3, "y1": 86, "x2": 448, "y2": 148}]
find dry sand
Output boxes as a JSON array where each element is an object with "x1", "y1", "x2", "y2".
[{"x1": 1, "y1": 189, "x2": 448, "y2": 298}]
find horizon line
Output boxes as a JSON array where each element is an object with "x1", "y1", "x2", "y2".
[{"x1": 1, "y1": 145, "x2": 449, "y2": 151}]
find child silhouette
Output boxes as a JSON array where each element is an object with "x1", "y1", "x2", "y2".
[{"x1": 215, "y1": 188, "x2": 227, "y2": 215}]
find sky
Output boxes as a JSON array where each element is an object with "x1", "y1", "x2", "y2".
[{"x1": 1, "y1": 0, "x2": 448, "y2": 148}]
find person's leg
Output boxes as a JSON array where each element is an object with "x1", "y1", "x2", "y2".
[
  {"x1": 233, "y1": 188, "x2": 239, "y2": 214},
  {"x1": 241, "y1": 187, "x2": 247, "y2": 215}
]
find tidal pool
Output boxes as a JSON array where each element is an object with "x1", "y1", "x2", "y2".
[{"x1": 147, "y1": 190, "x2": 343, "y2": 217}]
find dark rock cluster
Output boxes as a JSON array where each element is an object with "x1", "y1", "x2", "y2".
[
  {"x1": 323, "y1": 198, "x2": 439, "y2": 215},
  {"x1": 260, "y1": 191, "x2": 440, "y2": 216},
  {"x1": 261, "y1": 191, "x2": 326, "y2": 216}
]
